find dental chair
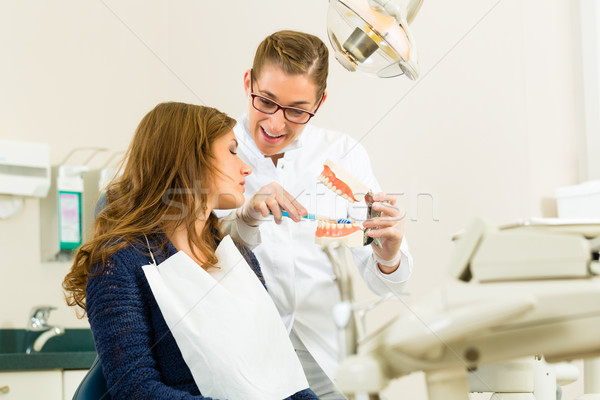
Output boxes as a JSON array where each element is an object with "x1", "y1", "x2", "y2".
[{"x1": 72, "y1": 356, "x2": 109, "y2": 400}]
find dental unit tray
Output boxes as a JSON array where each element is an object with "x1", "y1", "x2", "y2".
[{"x1": 449, "y1": 218, "x2": 600, "y2": 284}]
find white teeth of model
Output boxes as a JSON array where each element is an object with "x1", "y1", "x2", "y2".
[
  {"x1": 326, "y1": 222, "x2": 332, "y2": 229},
  {"x1": 336, "y1": 189, "x2": 342, "y2": 195},
  {"x1": 332, "y1": 186, "x2": 337, "y2": 192},
  {"x1": 327, "y1": 182, "x2": 333, "y2": 189},
  {"x1": 337, "y1": 223, "x2": 343, "y2": 229},
  {"x1": 342, "y1": 194, "x2": 350, "y2": 200}
]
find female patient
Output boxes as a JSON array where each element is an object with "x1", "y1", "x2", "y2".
[{"x1": 63, "y1": 102, "x2": 317, "y2": 399}]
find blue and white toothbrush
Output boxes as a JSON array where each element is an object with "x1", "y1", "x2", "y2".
[{"x1": 274, "y1": 210, "x2": 352, "y2": 224}]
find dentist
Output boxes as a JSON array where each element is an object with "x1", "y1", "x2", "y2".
[{"x1": 221, "y1": 30, "x2": 414, "y2": 399}]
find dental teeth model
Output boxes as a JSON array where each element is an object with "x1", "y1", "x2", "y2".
[
  {"x1": 314, "y1": 219, "x2": 364, "y2": 247},
  {"x1": 317, "y1": 159, "x2": 371, "y2": 203},
  {"x1": 314, "y1": 159, "x2": 374, "y2": 248}
]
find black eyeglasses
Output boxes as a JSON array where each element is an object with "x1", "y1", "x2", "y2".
[{"x1": 249, "y1": 70, "x2": 323, "y2": 125}]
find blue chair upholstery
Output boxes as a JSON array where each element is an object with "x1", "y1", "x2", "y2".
[{"x1": 72, "y1": 356, "x2": 109, "y2": 400}]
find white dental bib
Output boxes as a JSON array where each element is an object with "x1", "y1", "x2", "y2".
[{"x1": 142, "y1": 235, "x2": 308, "y2": 400}]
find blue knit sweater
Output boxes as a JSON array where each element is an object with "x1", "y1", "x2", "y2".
[{"x1": 86, "y1": 233, "x2": 319, "y2": 399}]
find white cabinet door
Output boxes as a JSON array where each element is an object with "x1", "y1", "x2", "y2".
[
  {"x1": 62, "y1": 370, "x2": 88, "y2": 400},
  {"x1": 0, "y1": 370, "x2": 62, "y2": 400}
]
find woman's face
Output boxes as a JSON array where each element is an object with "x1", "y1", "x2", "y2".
[
  {"x1": 244, "y1": 64, "x2": 323, "y2": 156},
  {"x1": 209, "y1": 130, "x2": 252, "y2": 209}
]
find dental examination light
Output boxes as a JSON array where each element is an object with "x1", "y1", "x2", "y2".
[{"x1": 326, "y1": 0, "x2": 423, "y2": 79}]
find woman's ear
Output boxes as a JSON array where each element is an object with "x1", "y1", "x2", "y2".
[
  {"x1": 243, "y1": 69, "x2": 251, "y2": 97},
  {"x1": 320, "y1": 91, "x2": 328, "y2": 106}
]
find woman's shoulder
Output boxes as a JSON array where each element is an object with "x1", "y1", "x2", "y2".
[
  {"x1": 85, "y1": 238, "x2": 157, "y2": 317},
  {"x1": 112, "y1": 241, "x2": 153, "y2": 267},
  {"x1": 89, "y1": 235, "x2": 162, "y2": 278},
  {"x1": 286, "y1": 388, "x2": 320, "y2": 400}
]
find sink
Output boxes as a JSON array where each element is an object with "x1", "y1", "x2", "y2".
[{"x1": 0, "y1": 329, "x2": 96, "y2": 371}]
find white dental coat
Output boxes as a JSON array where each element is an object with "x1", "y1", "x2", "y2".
[{"x1": 220, "y1": 115, "x2": 413, "y2": 384}]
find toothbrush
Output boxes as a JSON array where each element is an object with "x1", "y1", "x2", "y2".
[{"x1": 274, "y1": 210, "x2": 352, "y2": 224}]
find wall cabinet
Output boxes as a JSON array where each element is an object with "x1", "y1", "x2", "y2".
[
  {"x1": 0, "y1": 370, "x2": 62, "y2": 400},
  {"x1": 0, "y1": 369, "x2": 88, "y2": 400}
]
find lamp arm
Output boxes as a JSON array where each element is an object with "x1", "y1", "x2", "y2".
[
  {"x1": 406, "y1": 0, "x2": 424, "y2": 24},
  {"x1": 367, "y1": 0, "x2": 423, "y2": 24}
]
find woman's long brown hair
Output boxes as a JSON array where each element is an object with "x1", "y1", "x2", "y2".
[{"x1": 63, "y1": 102, "x2": 236, "y2": 315}]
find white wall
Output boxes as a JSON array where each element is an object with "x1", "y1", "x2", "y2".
[{"x1": 0, "y1": 0, "x2": 587, "y2": 398}]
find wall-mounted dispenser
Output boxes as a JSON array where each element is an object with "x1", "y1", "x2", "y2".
[
  {"x1": 40, "y1": 147, "x2": 107, "y2": 262},
  {"x1": 57, "y1": 165, "x2": 88, "y2": 252},
  {"x1": 0, "y1": 140, "x2": 51, "y2": 219}
]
